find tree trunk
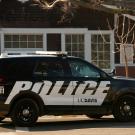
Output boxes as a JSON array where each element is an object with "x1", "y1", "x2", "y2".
[{"x1": 123, "y1": 45, "x2": 129, "y2": 78}]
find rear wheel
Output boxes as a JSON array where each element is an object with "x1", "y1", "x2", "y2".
[
  {"x1": 11, "y1": 98, "x2": 39, "y2": 126},
  {"x1": 113, "y1": 95, "x2": 135, "y2": 122},
  {"x1": 87, "y1": 114, "x2": 103, "y2": 119}
]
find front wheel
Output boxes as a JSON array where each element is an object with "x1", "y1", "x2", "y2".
[
  {"x1": 11, "y1": 98, "x2": 39, "y2": 126},
  {"x1": 113, "y1": 95, "x2": 135, "y2": 122}
]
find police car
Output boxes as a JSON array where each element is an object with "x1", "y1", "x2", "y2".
[{"x1": 0, "y1": 51, "x2": 135, "y2": 126}]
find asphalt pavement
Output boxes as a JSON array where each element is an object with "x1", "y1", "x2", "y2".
[{"x1": 0, "y1": 115, "x2": 135, "y2": 135}]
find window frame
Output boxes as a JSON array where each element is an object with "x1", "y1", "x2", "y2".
[
  {"x1": 65, "y1": 34, "x2": 85, "y2": 59},
  {"x1": 4, "y1": 34, "x2": 43, "y2": 51},
  {"x1": 63, "y1": 30, "x2": 114, "y2": 72},
  {"x1": 120, "y1": 44, "x2": 134, "y2": 64},
  {"x1": 0, "y1": 28, "x2": 114, "y2": 72},
  {"x1": 91, "y1": 34, "x2": 111, "y2": 70}
]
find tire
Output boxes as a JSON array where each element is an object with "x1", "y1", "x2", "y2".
[
  {"x1": 113, "y1": 95, "x2": 135, "y2": 122},
  {"x1": 87, "y1": 114, "x2": 103, "y2": 119},
  {"x1": 11, "y1": 98, "x2": 39, "y2": 126}
]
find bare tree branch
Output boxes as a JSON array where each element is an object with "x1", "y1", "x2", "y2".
[
  {"x1": 104, "y1": 14, "x2": 135, "y2": 77},
  {"x1": 121, "y1": 15, "x2": 125, "y2": 38},
  {"x1": 124, "y1": 24, "x2": 135, "y2": 40},
  {"x1": 33, "y1": 0, "x2": 70, "y2": 10},
  {"x1": 17, "y1": 0, "x2": 135, "y2": 14},
  {"x1": 131, "y1": 32, "x2": 135, "y2": 44}
]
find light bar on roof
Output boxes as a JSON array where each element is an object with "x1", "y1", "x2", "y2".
[
  {"x1": 0, "y1": 51, "x2": 68, "y2": 57},
  {"x1": 35, "y1": 51, "x2": 68, "y2": 55}
]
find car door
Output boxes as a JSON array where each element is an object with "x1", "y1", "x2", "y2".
[
  {"x1": 68, "y1": 58, "x2": 111, "y2": 112},
  {"x1": 33, "y1": 57, "x2": 73, "y2": 113}
]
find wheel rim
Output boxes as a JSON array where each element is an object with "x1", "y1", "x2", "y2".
[
  {"x1": 17, "y1": 105, "x2": 34, "y2": 123},
  {"x1": 119, "y1": 98, "x2": 135, "y2": 119}
]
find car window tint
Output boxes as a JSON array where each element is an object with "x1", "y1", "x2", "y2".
[
  {"x1": 68, "y1": 59, "x2": 100, "y2": 78},
  {"x1": 0, "y1": 58, "x2": 34, "y2": 79},
  {"x1": 34, "y1": 61, "x2": 65, "y2": 77}
]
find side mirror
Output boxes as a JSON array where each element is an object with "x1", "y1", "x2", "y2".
[{"x1": 108, "y1": 69, "x2": 116, "y2": 77}]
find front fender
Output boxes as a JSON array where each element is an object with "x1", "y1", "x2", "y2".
[{"x1": 112, "y1": 87, "x2": 135, "y2": 104}]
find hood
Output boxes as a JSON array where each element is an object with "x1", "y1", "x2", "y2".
[
  {"x1": 112, "y1": 76, "x2": 135, "y2": 88},
  {"x1": 113, "y1": 76, "x2": 135, "y2": 81}
]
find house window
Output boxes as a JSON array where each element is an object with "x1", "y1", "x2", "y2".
[
  {"x1": 115, "y1": 44, "x2": 135, "y2": 64},
  {"x1": 4, "y1": 34, "x2": 43, "y2": 49},
  {"x1": 65, "y1": 34, "x2": 84, "y2": 59},
  {"x1": 120, "y1": 44, "x2": 134, "y2": 64},
  {"x1": 91, "y1": 34, "x2": 111, "y2": 69}
]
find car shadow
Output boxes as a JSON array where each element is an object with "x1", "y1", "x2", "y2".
[
  {"x1": 1, "y1": 117, "x2": 135, "y2": 132},
  {"x1": 30, "y1": 117, "x2": 135, "y2": 132},
  {"x1": 0, "y1": 120, "x2": 15, "y2": 131}
]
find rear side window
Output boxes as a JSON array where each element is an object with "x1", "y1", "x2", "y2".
[
  {"x1": 0, "y1": 58, "x2": 35, "y2": 79},
  {"x1": 34, "y1": 59, "x2": 66, "y2": 77}
]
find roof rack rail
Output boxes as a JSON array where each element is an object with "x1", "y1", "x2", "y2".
[{"x1": 0, "y1": 51, "x2": 68, "y2": 57}]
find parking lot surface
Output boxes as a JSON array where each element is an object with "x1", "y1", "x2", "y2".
[{"x1": 0, "y1": 115, "x2": 135, "y2": 135}]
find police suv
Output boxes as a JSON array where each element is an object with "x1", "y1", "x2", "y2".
[{"x1": 0, "y1": 51, "x2": 135, "y2": 126}]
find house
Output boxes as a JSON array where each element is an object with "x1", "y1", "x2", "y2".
[{"x1": 0, "y1": 0, "x2": 135, "y2": 77}]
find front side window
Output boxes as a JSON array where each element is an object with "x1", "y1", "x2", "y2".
[
  {"x1": 68, "y1": 59, "x2": 100, "y2": 78},
  {"x1": 34, "y1": 60, "x2": 65, "y2": 77}
]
